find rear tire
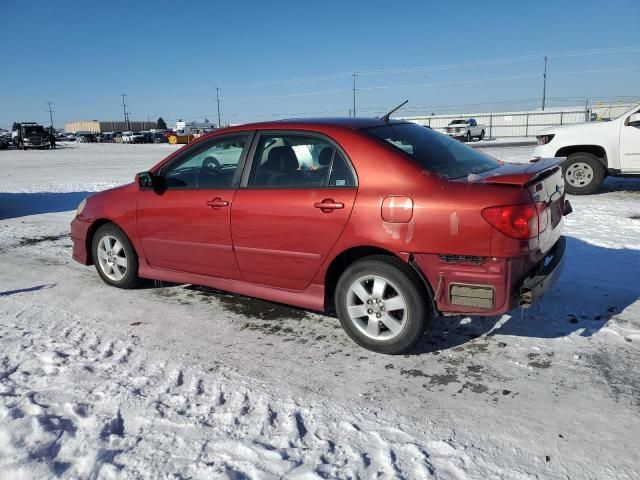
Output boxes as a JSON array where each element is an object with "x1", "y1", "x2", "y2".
[
  {"x1": 92, "y1": 223, "x2": 140, "y2": 289},
  {"x1": 563, "y1": 152, "x2": 605, "y2": 195},
  {"x1": 465, "y1": 131, "x2": 471, "y2": 142},
  {"x1": 335, "y1": 255, "x2": 430, "y2": 354}
]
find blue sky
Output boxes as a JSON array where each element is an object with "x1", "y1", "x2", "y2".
[{"x1": 1, "y1": 0, "x2": 639, "y2": 129}]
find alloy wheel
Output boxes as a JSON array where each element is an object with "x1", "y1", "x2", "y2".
[
  {"x1": 346, "y1": 275, "x2": 408, "y2": 340},
  {"x1": 96, "y1": 235, "x2": 128, "y2": 281}
]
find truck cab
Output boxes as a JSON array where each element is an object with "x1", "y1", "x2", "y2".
[
  {"x1": 534, "y1": 104, "x2": 640, "y2": 194},
  {"x1": 12, "y1": 122, "x2": 49, "y2": 150}
]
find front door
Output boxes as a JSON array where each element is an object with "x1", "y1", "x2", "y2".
[
  {"x1": 231, "y1": 132, "x2": 357, "y2": 290},
  {"x1": 620, "y1": 106, "x2": 640, "y2": 172},
  {"x1": 136, "y1": 133, "x2": 251, "y2": 278}
]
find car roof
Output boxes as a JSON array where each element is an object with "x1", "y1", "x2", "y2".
[{"x1": 217, "y1": 117, "x2": 407, "y2": 134}]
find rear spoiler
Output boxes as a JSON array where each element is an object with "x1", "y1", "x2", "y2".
[{"x1": 480, "y1": 158, "x2": 563, "y2": 187}]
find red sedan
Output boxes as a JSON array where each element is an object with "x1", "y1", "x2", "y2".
[{"x1": 71, "y1": 118, "x2": 570, "y2": 353}]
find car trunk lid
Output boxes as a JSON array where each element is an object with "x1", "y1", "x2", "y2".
[{"x1": 469, "y1": 158, "x2": 569, "y2": 255}]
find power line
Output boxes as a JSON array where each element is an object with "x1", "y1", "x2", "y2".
[
  {"x1": 222, "y1": 45, "x2": 640, "y2": 90},
  {"x1": 224, "y1": 66, "x2": 640, "y2": 102}
]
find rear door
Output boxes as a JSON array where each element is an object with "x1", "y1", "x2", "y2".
[
  {"x1": 231, "y1": 131, "x2": 357, "y2": 290},
  {"x1": 136, "y1": 132, "x2": 252, "y2": 279}
]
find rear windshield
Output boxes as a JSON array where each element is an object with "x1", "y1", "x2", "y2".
[
  {"x1": 449, "y1": 120, "x2": 466, "y2": 125},
  {"x1": 363, "y1": 123, "x2": 500, "y2": 179}
]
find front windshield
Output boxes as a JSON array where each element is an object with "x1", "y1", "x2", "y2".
[
  {"x1": 25, "y1": 126, "x2": 45, "y2": 135},
  {"x1": 364, "y1": 123, "x2": 500, "y2": 179}
]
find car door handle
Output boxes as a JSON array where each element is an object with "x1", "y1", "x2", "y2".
[
  {"x1": 206, "y1": 198, "x2": 229, "y2": 209},
  {"x1": 314, "y1": 199, "x2": 344, "y2": 211}
]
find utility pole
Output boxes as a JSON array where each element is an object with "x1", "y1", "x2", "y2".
[
  {"x1": 541, "y1": 56, "x2": 548, "y2": 111},
  {"x1": 121, "y1": 93, "x2": 130, "y2": 130},
  {"x1": 352, "y1": 73, "x2": 358, "y2": 117},
  {"x1": 215, "y1": 87, "x2": 221, "y2": 128},
  {"x1": 46, "y1": 101, "x2": 54, "y2": 129}
]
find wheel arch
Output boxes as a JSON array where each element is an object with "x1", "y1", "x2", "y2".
[
  {"x1": 323, "y1": 246, "x2": 435, "y2": 313},
  {"x1": 85, "y1": 218, "x2": 131, "y2": 265},
  {"x1": 555, "y1": 145, "x2": 608, "y2": 170}
]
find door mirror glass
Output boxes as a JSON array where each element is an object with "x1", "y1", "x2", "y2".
[
  {"x1": 627, "y1": 112, "x2": 640, "y2": 127},
  {"x1": 138, "y1": 171, "x2": 154, "y2": 188}
]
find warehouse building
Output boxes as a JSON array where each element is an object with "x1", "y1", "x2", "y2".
[{"x1": 64, "y1": 120, "x2": 157, "y2": 133}]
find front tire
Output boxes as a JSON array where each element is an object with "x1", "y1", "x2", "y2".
[
  {"x1": 335, "y1": 255, "x2": 430, "y2": 354},
  {"x1": 563, "y1": 152, "x2": 605, "y2": 195},
  {"x1": 92, "y1": 223, "x2": 140, "y2": 289},
  {"x1": 479, "y1": 130, "x2": 485, "y2": 140}
]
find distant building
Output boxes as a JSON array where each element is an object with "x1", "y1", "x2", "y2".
[{"x1": 64, "y1": 120, "x2": 157, "y2": 133}]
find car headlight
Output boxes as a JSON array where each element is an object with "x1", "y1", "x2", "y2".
[
  {"x1": 76, "y1": 198, "x2": 87, "y2": 217},
  {"x1": 536, "y1": 134, "x2": 555, "y2": 145}
]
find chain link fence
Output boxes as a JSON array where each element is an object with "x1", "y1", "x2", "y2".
[{"x1": 399, "y1": 103, "x2": 637, "y2": 138}]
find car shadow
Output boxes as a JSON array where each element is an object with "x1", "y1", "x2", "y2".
[
  {"x1": 405, "y1": 235, "x2": 639, "y2": 354},
  {"x1": 0, "y1": 192, "x2": 93, "y2": 220}
]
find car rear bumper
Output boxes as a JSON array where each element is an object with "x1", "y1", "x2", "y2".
[
  {"x1": 71, "y1": 217, "x2": 92, "y2": 265},
  {"x1": 412, "y1": 236, "x2": 567, "y2": 316},
  {"x1": 517, "y1": 235, "x2": 566, "y2": 308}
]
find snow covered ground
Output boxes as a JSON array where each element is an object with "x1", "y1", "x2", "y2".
[{"x1": 1, "y1": 142, "x2": 639, "y2": 479}]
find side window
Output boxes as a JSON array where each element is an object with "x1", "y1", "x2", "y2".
[
  {"x1": 329, "y1": 151, "x2": 356, "y2": 187},
  {"x1": 162, "y1": 134, "x2": 249, "y2": 188},
  {"x1": 248, "y1": 134, "x2": 355, "y2": 188}
]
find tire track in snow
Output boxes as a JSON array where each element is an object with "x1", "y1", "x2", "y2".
[{"x1": 0, "y1": 300, "x2": 475, "y2": 479}]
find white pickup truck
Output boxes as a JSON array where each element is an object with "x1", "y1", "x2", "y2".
[
  {"x1": 534, "y1": 104, "x2": 640, "y2": 194},
  {"x1": 444, "y1": 118, "x2": 485, "y2": 142}
]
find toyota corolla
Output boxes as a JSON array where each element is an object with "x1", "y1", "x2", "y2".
[{"x1": 71, "y1": 118, "x2": 571, "y2": 353}]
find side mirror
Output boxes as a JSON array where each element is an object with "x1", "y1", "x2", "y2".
[
  {"x1": 627, "y1": 112, "x2": 640, "y2": 127},
  {"x1": 137, "y1": 171, "x2": 155, "y2": 188}
]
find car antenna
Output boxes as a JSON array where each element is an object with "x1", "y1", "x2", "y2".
[{"x1": 380, "y1": 100, "x2": 409, "y2": 123}]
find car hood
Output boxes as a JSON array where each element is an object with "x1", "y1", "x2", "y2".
[{"x1": 537, "y1": 120, "x2": 612, "y2": 136}]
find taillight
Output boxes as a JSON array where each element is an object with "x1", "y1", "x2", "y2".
[{"x1": 482, "y1": 203, "x2": 548, "y2": 239}]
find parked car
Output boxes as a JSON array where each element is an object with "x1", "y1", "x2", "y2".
[
  {"x1": 97, "y1": 133, "x2": 115, "y2": 143},
  {"x1": 71, "y1": 118, "x2": 570, "y2": 354},
  {"x1": 131, "y1": 132, "x2": 149, "y2": 144},
  {"x1": 121, "y1": 131, "x2": 134, "y2": 143},
  {"x1": 77, "y1": 133, "x2": 97, "y2": 143},
  {"x1": 444, "y1": 118, "x2": 485, "y2": 142},
  {"x1": 534, "y1": 103, "x2": 640, "y2": 194},
  {"x1": 151, "y1": 132, "x2": 168, "y2": 143}
]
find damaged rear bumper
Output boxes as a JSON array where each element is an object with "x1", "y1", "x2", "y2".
[
  {"x1": 518, "y1": 235, "x2": 567, "y2": 307},
  {"x1": 412, "y1": 236, "x2": 567, "y2": 316}
]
